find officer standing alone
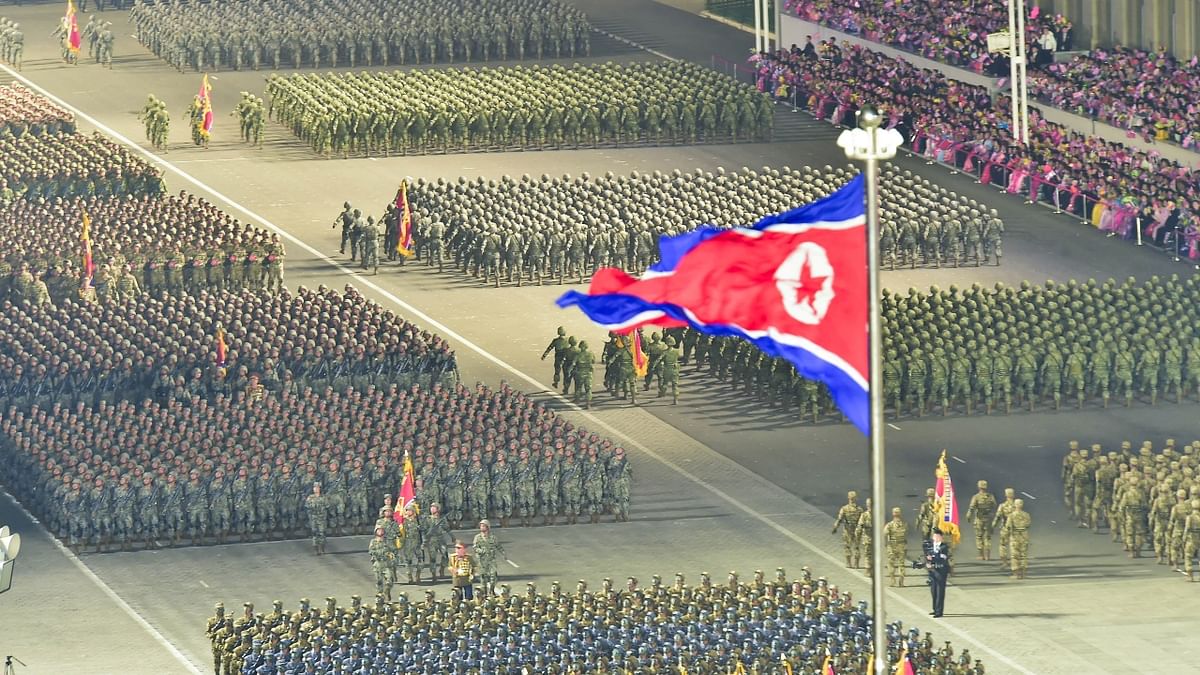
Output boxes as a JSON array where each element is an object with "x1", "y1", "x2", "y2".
[{"x1": 923, "y1": 529, "x2": 951, "y2": 617}]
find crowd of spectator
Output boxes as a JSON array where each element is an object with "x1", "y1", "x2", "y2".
[
  {"x1": 1029, "y1": 46, "x2": 1200, "y2": 150},
  {"x1": 783, "y1": 0, "x2": 1070, "y2": 73},
  {"x1": 751, "y1": 43, "x2": 1200, "y2": 261},
  {"x1": 208, "y1": 573, "x2": 982, "y2": 674}
]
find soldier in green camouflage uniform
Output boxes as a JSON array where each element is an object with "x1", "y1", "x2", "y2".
[
  {"x1": 369, "y1": 528, "x2": 395, "y2": 600},
  {"x1": 658, "y1": 336, "x2": 680, "y2": 404},
  {"x1": 305, "y1": 482, "x2": 329, "y2": 555},
  {"x1": 472, "y1": 519, "x2": 506, "y2": 598},
  {"x1": 419, "y1": 503, "x2": 454, "y2": 581},
  {"x1": 573, "y1": 340, "x2": 595, "y2": 409}
]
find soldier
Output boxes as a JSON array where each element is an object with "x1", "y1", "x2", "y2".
[
  {"x1": 514, "y1": 452, "x2": 538, "y2": 527},
  {"x1": 111, "y1": 475, "x2": 136, "y2": 551},
  {"x1": 1071, "y1": 446, "x2": 1095, "y2": 528},
  {"x1": 334, "y1": 202, "x2": 354, "y2": 255},
  {"x1": 658, "y1": 336, "x2": 680, "y2": 404},
  {"x1": 560, "y1": 336, "x2": 579, "y2": 397},
  {"x1": 184, "y1": 471, "x2": 208, "y2": 546},
  {"x1": 472, "y1": 519, "x2": 506, "y2": 598},
  {"x1": 305, "y1": 482, "x2": 329, "y2": 555},
  {"x1": 137, "y1": 474, "x2": 162, "y2": 549},
  {"x1": 883, "y1": 506, "x2": 908, "y2": 586},
  {"x1": 540, "y1": 327, "x2": 570, "y2": 389},
  {"x1": 982, "y1": 208, "x2": 1003, "y2": 265},
  {"x1": 573, "y1": 340, "x2": 595, "y2": 409},
  {"x1": 1118, "y1": 475, "x2": 1148, "y2": 557},
  {"x1": 419, "y1": 503, "x2": 454, "y2": 581},
  {"x1": 1091, "y1": 456, "x2": 1117, "y2": 533},
  {"x1": 1166, "y1": 489, "x2": 1190, "y2": 568},
  {"x1": 856, "y1": 498, "x2": 873, "y2": 569},
  {"x1": 831, "y1": 491, "x2": 863, "y2": 568},
  {"x1": 369, "y1": 527, "x2": 395, "y2": 600},
  {"x1": 965, "y1": 480, "x2": 997, "y2": 560},
  {"x1": 537, "y1": 447, "x2": 561, "y2": 525},
  {"x1": 162, "y1": 470, "x2": 184, "y2": 542},
  {"x1": 915, "y1": 487, "x2": 936, "y2": 540},
  {"x1": 206, "y1": 602, "x2": 228, "y2": 675},
  {"x1": 1003, "y1": 499, "x2": 1031, "y2": 579},
  {"x1": 231, "y1": 466, "x2": 256, "y2": 543},
  {"x1": 1184, "y1": 499, "x2": 1200, "y2": 582}
]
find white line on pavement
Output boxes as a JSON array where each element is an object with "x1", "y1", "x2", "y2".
[
  {"x1": 0, "y1": 487, "x2": 205, "y2": 675},
  {"x1": 1027, "y1": 445, "x2": 1043, "y2": 449},
  {"x1": 198, "y1": 580, "x2": 209, "y2": 588},
  {"x1": 2, "y1": 64, "x2": 1035, "y2": 675},
  {"x1": 1020, "y1": 492, "x2": 1038, "y2": 500},
  {"x1": 887, "y1": 423, "x2": 901, "y2": 431},
  {"x1": 951, "y1": 455, "x2": 966, "y2": 464}
]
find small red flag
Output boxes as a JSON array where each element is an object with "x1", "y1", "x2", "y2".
[
  {"x1": 199, "y1": 74, "x2": 214, "y2": 137},
  {"x1": 393, "y1": 452, "x2": 416, "y2": 524},
  {"x1": 934, "y1": 450, "x2": 961, "y2": 545},
  {"x1": 66, "y1": 0, "x2": 81, "y2": 53},
  {"x1": 632, "y1": 329, "x2": 649, "y2": 377},
  {"x1": 394, "y1": 181, "x2": 414, "y2": 257}
]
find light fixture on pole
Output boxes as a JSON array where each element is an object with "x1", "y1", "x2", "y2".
[{"x1": 837, "y1": 105, "x2": 903, "y2": 675}]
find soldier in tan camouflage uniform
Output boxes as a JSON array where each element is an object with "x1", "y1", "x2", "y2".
[
  {"x1": 1004, "y1": 498, "x2": 1032, "y2": 579},
  {"x1": 831, "y1": 490, "x2": 863, "y2": 568},
  {"x1": 965, "y1": 479, "x2": 997, "y2": 560},
  {"x1": 992, "y1": 487, "x2": 1017, "y2": 567},
  {"x1": 883, "y1": 506, "x2": 907, "y2": 586}
]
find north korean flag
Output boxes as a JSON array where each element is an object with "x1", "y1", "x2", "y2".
[{"x1": 557, "y1": 175, "x2": 868, "y2": 433}]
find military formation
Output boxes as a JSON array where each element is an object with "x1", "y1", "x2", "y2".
[
  {"x1": 0, "y1": 192, "x2": 282, "y2": 303},
  {"x1": 660, "y1": 273, "x2": 1200, "y2": 422},
  {"x1": 0, "y1": 83, "x2": 73, "y2": 138},
  {"x1": 396, "y1": 164, "x2": 1002, "y2": 287},
  {"x1": 266, "y1": 62, "x2": 771, "y2": 158},
  {"x1": 1063, "y1": 438, "x2": 1200, "y2": 581},
  {"x1": 0, "y1": 131, "x2": 166, "y2": 202},
  {"x1": 0, "y1": 284, "x2": 458, "y2": 415},
  {"x1": 208, "y1": 570, "x2": 984, "y2": 674},
  {"x1": 131, "y1": 0, "x2": 592, "y2": 73},
  {"x1": 2, "y1": 372, "x2": 633, "y2": 553},
  {"x1": 137, "y1": 94, "x2": 171, "y2": 151},
  {"x1": 0, "y1": 18, "x2": 26, "y2": 71}
]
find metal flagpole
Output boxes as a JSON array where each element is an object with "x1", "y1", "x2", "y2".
[
  {"x1": 753, "y1": 0, "x2": 764, "y2": 53},
  {"x1": 838, "y1": 105, "x2": 903, "y2": 675},
  {"x1": 1015, "y1": 0, "x2": 1030, "y2": 144},
  {"x1": 1007, "y1": 0, "x2": 1020, "y2": 142}
]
